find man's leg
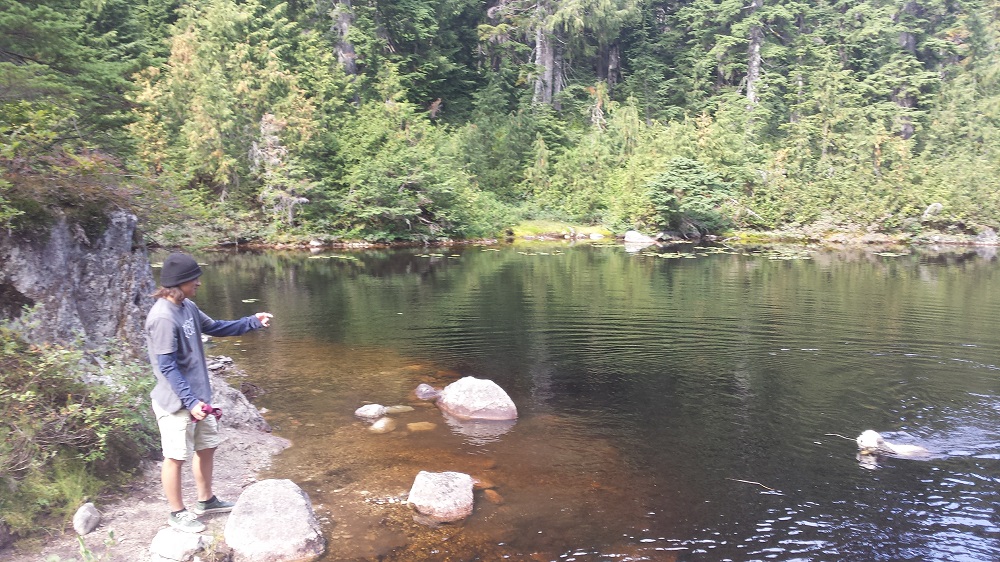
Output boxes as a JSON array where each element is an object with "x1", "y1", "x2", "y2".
[
  {"x1": 192, "y1": 447, "x2": 216, "y2": 502},
  {"x1": 162, "y1": 458, "x2": 186, "y2": 512}
]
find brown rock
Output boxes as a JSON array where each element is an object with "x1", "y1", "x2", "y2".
[
  {"x1": 406, "y1": 422, "x2": 437, "y2": 432},
  {"x1": 483, "y1": 489, "x2": 504, "y2": 504},
  {"x1": 472, "y1": 477, "x2": 495, "y2": 491}
]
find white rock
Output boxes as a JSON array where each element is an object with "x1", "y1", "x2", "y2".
[
  {"x1": 149, "y1": 528, "x2": 213, "y2": 561},
  {"x1": 72, "y1": 502, "x2": 101, "y2": 535},
  {"x1": 623, "y1": 230, "x2": 656, "y2": 243},
  {"x1": 437, "y1": 377, "x2": 517, "y2": 420},
  {"x1": 355, "y1": 404, "x2": 386, "y2": 419},
  {"x1": 415, "y1": 384, "x2": 439, "y2": 400},
  {"x1": 225, "y1": 479, "x2": 325, "y2": 562},
  {"x1": 369, "y1": 417, "x2": 397, "y2": 433},
  {"x1": 407, "y1": 471, "x2": 474, "y2": 523}
]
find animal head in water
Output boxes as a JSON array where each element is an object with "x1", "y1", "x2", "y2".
[{"x1": 856, "y1": 430, "x2": 887, "y2": 452}]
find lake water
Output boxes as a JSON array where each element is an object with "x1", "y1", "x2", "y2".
[{"x1": 186, "y1": 242, "x2": 1000, "y2": 561}]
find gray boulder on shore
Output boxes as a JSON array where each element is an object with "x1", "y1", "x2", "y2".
[
  {"x1": 72, "y1": 502, "x2": 101, "y2": 536},
  {"x1": 224, "y1": 479, "x2": 326, "y2": 562}
]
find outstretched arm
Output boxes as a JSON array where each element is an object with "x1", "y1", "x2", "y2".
[{"x1": 202, "y1": 312, "x2": 273, "y2": 336}]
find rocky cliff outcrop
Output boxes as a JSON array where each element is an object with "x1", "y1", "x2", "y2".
[{"x1": 0, "y1": 210, "x2": 154, "y2": 354}]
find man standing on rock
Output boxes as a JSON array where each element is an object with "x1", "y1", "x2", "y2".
[{"x1": 145, "y1": 252, "x2": 273, "y2": 533}]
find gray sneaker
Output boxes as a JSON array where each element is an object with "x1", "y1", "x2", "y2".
[
  {"x1": 193, "y1": 496, "x2": 235, "y2": 515},
  {"x1": 167, "y1": 510, "x2": 206, "y2": 533}
]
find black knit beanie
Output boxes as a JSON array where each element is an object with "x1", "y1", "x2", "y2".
[{"x1": 159, "y1": 253, "x2": 203, "y2": 287}]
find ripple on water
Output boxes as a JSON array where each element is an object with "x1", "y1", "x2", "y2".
[{"x1": 195, "y1": 247, "x2": 1000, "y2": 561}]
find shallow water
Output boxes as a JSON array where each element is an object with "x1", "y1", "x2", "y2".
[{"x1": 187, "y1": 243, "x2": 1000, "y2": 561}]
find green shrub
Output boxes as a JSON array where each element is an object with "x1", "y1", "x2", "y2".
[
  {"x1": 0, "y1": 323, "x2": 156, "y2": 535},
  {"x1": 646, "y1": 157, "x2": 736, "y2": 234}
]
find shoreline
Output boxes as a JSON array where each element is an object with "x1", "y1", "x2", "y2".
[
  {"x1": 4, "y1": 363, "x2": 291, "y2": 562},
  {"x1": 164, "y1": 226, "x2": 1000, "y2": 253}
]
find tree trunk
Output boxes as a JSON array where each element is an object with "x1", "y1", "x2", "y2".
[
  {"x1": 606, "y1": 42, "x2": 621, "y2": 90},
  {"x1": 552, "y1": 41, "x2": 565, "y2": 110},
  {"x1": 894, "y1": 1, "x2": 919, "y2": 139},
  {"x1": 332, "y1": 0, "x2": 357, "y2": 75},
  {"x1": 533, "y1": 21, "x2": 555, "y2": 104},
  {"x1": 898, "y1": 1, "x2": 918, "y2": 55},
  {"x1": 532, "y1": 0, "x2": 567, "y2": 107},
  {"x1": 745, "y1": 0, "x2": 764, "y2": 108}
]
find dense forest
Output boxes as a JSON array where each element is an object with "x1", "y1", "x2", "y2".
[{"x1": 3, "y1": 0, "x2": 1000, "y2": 244}]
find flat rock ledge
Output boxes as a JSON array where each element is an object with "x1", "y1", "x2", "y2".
[{"x1": 224, "y1": 479, "x2": 326, "y2": 562}]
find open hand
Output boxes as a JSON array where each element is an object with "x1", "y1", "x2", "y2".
[{"x1": 255, "y1": 312, "x2": 273, "y2": 327}]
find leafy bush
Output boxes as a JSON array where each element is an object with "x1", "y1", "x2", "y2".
[
  {"x1": 646, "y1": 157, "x2": 736, "y2": 235},
  {"x1": 0, "y1": 323, "x2": 156, "y2": 535}
]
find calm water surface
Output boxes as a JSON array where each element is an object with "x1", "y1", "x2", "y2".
[{"x1": 185, "y1": 243, "x2": 1000, "y2": 561}]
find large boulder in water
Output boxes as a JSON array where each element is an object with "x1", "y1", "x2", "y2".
[
  {"x1": 437, "y1": 377, "x2": 517, "y2": 421},
  {"x1": 407, "y1": 471, "x2": 474, "y2": 523},
  {"x1": 224, "y1": 479, "x2": 325, "y2": 562}
]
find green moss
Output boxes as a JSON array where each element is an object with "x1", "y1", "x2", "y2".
[
  {"x1": 2, "y1": 179, "x2": 119, "y2": 238},
  {"x1": 511, "y1": 220, "x2": 613, "y2": 238}
]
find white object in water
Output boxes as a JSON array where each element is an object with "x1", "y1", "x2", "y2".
[{"x1": 856, "y1": 430, "x2": 930, "y2": 458}]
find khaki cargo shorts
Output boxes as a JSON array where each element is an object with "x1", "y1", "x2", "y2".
[{"x1": 152, "y1": 401, "x2": 223, "y2": 461}]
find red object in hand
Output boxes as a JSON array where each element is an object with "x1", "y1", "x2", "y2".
[{"x1": 191, "y1": 403, "x2": 223, "y2": 422}]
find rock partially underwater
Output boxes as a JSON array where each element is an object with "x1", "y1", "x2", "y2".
[
  {"x1": 435, "y1": 376, "x2": 518, "y2": 421},
  {"x1": 412, "y1": 377, "x2": 518, "y2": 442},
  {"x1": 407, "y1": 471, "x2": 475, "y2": 524},
  {"x1": 856, "y1": 430, "x2": 931, "y2": 458}
]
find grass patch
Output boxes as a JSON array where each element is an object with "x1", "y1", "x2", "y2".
[{"x1": 510, "y1": 220, "x2": 614, "y2": 239}]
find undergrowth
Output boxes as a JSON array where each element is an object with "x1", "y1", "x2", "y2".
[{"x1": 0, "y1": 317, "x2": 157, "y2": 537}]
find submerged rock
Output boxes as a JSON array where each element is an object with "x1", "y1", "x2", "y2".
[
  {"x1": 406, "y1": 421, "x2": 437, "y2": 432},
  {"x1": 483, "y1": 489, "x2": 504, "y2": 504},
  {"x1": 384, "y1": 405, "x2": 415, "y2": 414},
  {"x1": 369, "y1": 417, "x2": 397, "y2": 434}
]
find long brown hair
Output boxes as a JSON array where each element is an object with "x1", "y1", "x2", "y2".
[{"x1": 152, "y1": 287, "x2": 185, "y2": 302}]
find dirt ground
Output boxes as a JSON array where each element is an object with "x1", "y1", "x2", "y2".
[
  {"x1": 0, "y1": 358, "x2": 291, "y2": 562},
  {"x1": 4, "y1": 400, "x2": 290, "y2": 562}
]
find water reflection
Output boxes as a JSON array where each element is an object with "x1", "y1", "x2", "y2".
[
  {"x1": 440, "y1": 413, "x2": 516, "y2": 445},
  {"x1": 186, "y1": 243, "x2": 1000, "y2": 561}
]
